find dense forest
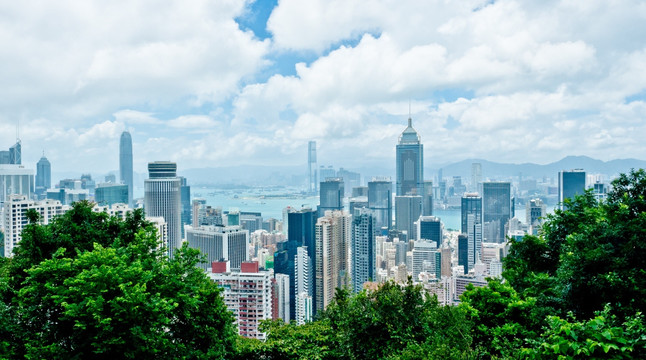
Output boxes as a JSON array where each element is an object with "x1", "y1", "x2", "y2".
[{"x1": 1, "y1": 170, "x2": 646, "y2": 359}]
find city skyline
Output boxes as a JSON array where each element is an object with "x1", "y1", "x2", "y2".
[{"x1": 0, "y1": 1, "x2": 645, "y2": 175}]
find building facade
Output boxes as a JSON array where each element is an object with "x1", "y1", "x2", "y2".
[
  {"x1": 144, "y1": 161, "x2": 181, "y2": 257},
  {"x1": 396, "y1": 118, "x2": 424, "y2": 196}
]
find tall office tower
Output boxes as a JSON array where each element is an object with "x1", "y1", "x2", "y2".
[
  {"x1": 417, "y1": 216, "x2": 442, "y2": 244},
  {"x1": 319, "y1": 178, "x2": 344, "y2": 217},
  {"x1": 274, "y1": 273, "x2": 290, "y2": 323},
  {"x1": 471, "y1": 163, "x2": 482, "y2": 192},
  {"x1": 95, "y1": 183, "x2": 128, "y2": 205},
  {"x1": 423, "y1": 180, "x2": 433, "y2": 216},
  {"x1": 351, "y1": 208, "x2": 376, "y2": 293},
  {"x1": 526, "y1": 198, "x2": 547, "y2": 232},
  {"x1": 457, "y1": 234, "x2": 469, "y2": 274},
  {"x1": 315, "y1": 210, "x2": 351, "y2": 312},
  {"x1": 411, "y1": 240, "x2": 438, "y2": 282},
  {"x1": 308, "y1": 141, "x2": 317, "y2": 194},
  {"x1": 119, "y1": 131, "x2": 134, "y2": 207},
  {"x1": 0, "y1": 164, "x2": 34, "y2": 204},
  {"x1": 482, "y1": 182, "x2": 511, "y2": 243},
  {"x1": 208, "y1": 261, "x2": 273, "y2": 340},
  {"x1": 461, "y1": 193, "x2": 482, "y2": 233},
  {"x1": 558, "y1": 169, "x2": 586, "y2": 210},
  {"x1": 295, "y1": 246, "x2": 313, "y2": 324},
  {"x1": 396, "y1": 117, "x2": 423, "y2": 196},
  {"x1": 274, "y1": 208, "x2": 317, "y2": 320},
  {"x1": 368, "y1": 178, "x2": 392, "y2": 232},
  {"x1": 179, "y1": 177, "x2": 191, "y2": 238},
  {"x1": 9, "y1": 140, "x2": 21, "y2": 165},
  {"x1": 466, "y1": 213, "x2": 483, "y2": 272},
  {"x1": 144, "y1": 161, "x2": 181, "y2": 257},
  {"x1": 395, "y1": 195, "x2": 422, "y2": 240},
  {"x1": 3, "y1": 195, "x2": 67, "y2": 257},
  {"x1": 35, "y1": 154, "x2": 51, "y2": 199},
  {"x1": 185, "y1": 225, "x2": 249, "y2": 270}
]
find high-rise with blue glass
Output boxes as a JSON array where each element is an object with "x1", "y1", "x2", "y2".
[{"x1": 396, "y1": 117, "x2": 423, "y2": 196}]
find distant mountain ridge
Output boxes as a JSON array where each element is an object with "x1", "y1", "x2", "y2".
[{"x1": 434, "y1": 156, "x2": 646, "y2": 180}]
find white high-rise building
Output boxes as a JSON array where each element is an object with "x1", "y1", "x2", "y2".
[
  {"x1": 315, "y1": 210, "x2": 351, "y2": 312},
  {"x1": 185, "y1": 225, "x2": 249, "y2": 271},
  {"x1": 274, "y1": 273, "x2": 290, "y2": 323},
  {"x1": 208, "y1": 261, "x2": 273, "y2": 340},
  {"x1": 0, "y1": 164, "x2": 34, "y2": 205},
  {"x1": 411, "y1": 240, "x2": 438, "y2": 282},
  {"x1": 3, "y1": 195, "x2": 67, "y2": 257},
  {"x1": 296, "y1": 292, "x2": 313, "y2": 325},
  {"x1": 144, "y1": 161, "x2": 181, "y2": 258}
]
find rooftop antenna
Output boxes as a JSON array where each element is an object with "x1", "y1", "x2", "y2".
[
  {"x1": 408, "y1": 99, "x2": 412, "y2": 127},
  {"x1": 16, "y1": 119, "x2": 20, "y2": 142}
]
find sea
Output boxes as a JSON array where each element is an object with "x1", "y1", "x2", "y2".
[{"x1": 185, "y1": 186, "x2": 544, "y2": 230}]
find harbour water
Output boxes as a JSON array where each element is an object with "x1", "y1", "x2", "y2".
[{"x1": 186, "y1": 186, "x2": 541, "y2": 230}]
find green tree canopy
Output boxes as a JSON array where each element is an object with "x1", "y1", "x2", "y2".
[{"x1": 0, "y1": 201, "x2": 237, "y2": 359}]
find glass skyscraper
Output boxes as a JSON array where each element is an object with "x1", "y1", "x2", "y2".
[
  {"x1": 274, "y1": 208, "x2": 317, "y2": 320},
  {"x1": 482, "y1": 182, "x2": 511, "y2": 243},
  {"x1": 396, "y1": 118, "x2": 423, "y2": 196},
  {"x1": 144, "y1": 161, "x2": 181, "y2": 257},
  {"x1": 368, "y1": 179, "x2": 392, "y2": 232},
  {"x1": 35, "y1": 154, "x2": 51, "y2": 199},
  {"x1": 558, "y1": 169, "x2": 586, "y2": 210},
  {"x1": 319, "y1": 178, "x2": 344, "y2": 217},
  {"x1": 119, "y1": 131, "x2": 133, "y2": 207}
]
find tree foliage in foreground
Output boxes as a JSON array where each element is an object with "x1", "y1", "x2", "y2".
[
  {"x1": 462, "y1": 169, "x2": 646, "y2": 357},
  {"x1": 237, "y1": 280, "x2": 475, "y2": 359},
  {"x1": 0, "y1": 201, "x2": 236, "y2": 359}
]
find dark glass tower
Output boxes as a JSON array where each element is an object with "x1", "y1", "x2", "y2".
[
  {"x1": 119, "y1": 131, "x2": 134, "y2": 207},
  {"x1": 368, "y1": 179, "x2": 392, "y2": 232},
  {"x1": 319, "y1": 178, "x2": 344, "y2": 217},
  {"x1": 396, "y1": 117, "x2": 423, "y2": 196},
  {"x1": 274, "y1": 208, "x2": 317, "y2": 320},
  {"x1": 558, "y1": 169, "x2": 586, "y2": 210},
  {"x1": 482, "y1": 182, "x2": 511, "y2": 243},
  {"x1": 35, "y1": 154, "x2": 51, "y2": 199},
  {"x1": 461, "y1": 193, "x2": 482, "y2": 234}
]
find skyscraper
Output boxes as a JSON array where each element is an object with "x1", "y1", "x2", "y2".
[
  {"x1": 417, "y1": 216, "x2": 442, "y2": 244},
  {"x1": 558, "y1": 169, "x2": 586, "y2": 210},
  {"x1": 119, "y1": 131, "x2": 134, "y2": 207},
  {"x1": 422, "y1": 180, "x2": 433, "y2": 216},
  {"x1": 482, "y1": 182, "x2": 511, "y2": 243},
  {"x1": 319, "y1": 178, "x2": 344, "y2": 217},
  {"x1": 461, "y1": 193, "x2": 482, "y2": 234},
  {"x1": 396, "y1": 117, "x2": 423, "y2": 196},
  {"x1": 35, "y1": 154, "x2": 51, "y2": 199},
  {"x1": 395, "y1": 195, "x2": 422, "y2": 240},
  {"x1": 315, "y1": 210, "x2": 351, "y2": 311},
  {"x1": 471, "y1": 163, "x2": 482, "y2": 192},
  {"x1": 274, "y1": 208, "x2": 317, "y2": 320},
  {"x1": 179, "y1": 176, "x2": 191, "y2": 237},
  {"x1": 351, "y1": 208, "x2": 376, "y2": 293},
  {"x1": 308, "y1": 141, "x2": 317, "y2": 195},
  {"x1": 368, "y1": 178, "x2": 392, "y2": 232},
  {"x1": 9, "y1": 140, "x2": 21, "y2": 165},
  {"x1": 144, "y1": 161, "x2": 181, "y2": 257}
]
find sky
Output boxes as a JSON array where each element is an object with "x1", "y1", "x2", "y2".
[{"x1": 1, "y1": 0, "x2": 645, "y2": 176}]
